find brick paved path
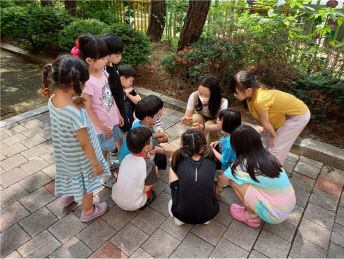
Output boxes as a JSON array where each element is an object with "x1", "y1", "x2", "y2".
[{"x1": 1, "y1": 108, "x2": 343, "y2": 258}]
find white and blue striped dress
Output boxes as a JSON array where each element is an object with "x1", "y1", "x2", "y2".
[{"x1": 48, "y1": 96, "x2": 110, "y2": 202}]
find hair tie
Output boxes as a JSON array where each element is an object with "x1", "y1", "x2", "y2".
[{"x1": 71, "y1": 38, "x2": 80, "y2": 58}]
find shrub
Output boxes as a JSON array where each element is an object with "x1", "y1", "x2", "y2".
[
  {"x1": 0, "y1": 0, "x2": 15, "y2": 8},
  {"x1": 110, "y1": 24, "x2": 151, "y2": 67},
  {"x1": 1, "y1": 6, "x2": 72, "y2": 51},
  {"x1": 161, "y1": 37, "x2": 244, "y2": 91},
  {"x1": 58, "y1": 18, "x2": 110, "y2": 51}
]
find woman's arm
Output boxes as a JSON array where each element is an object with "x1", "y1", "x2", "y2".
[
  {"x1": 76, "y1": 128, "x2": 103, "y2": 177},
  {"x1": 169, "y1": 167, "x2": 179, "y2": 184},
  {"x1": 81, "y1": 93, "x2": 113, "y2": 138},
  {"x1": 191, "y1": 122, "x2": 219, "y2": 132},
  {"x1": 259, "y1": 110, "x2": 277, "y2": 147},
  {"x1": 181, "y1": 109, "x2": 193, "y2": 125}
]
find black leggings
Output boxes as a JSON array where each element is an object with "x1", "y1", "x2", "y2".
[{"x1": 215, "y1": 144, "x2": 222, "y2": 170}]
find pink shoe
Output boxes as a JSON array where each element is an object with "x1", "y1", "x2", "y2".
[
  {"x1": 59, "y1": 196, "x2": 75, "y2": 207},
  {"x1": 80, "y1": 202, "x2": 107, "y2": 223},
  {"x1": 230, "y1": 204, "x2": 261, "y2": 228}
]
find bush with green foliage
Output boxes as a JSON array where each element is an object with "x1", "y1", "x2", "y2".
[
  {"x1": 1, "y1": 6, "x2": 72, "y2": 51},
  {"x1": 76, "y1": 0, "x2": 119, "y2": 25},
  {"x1": 161, "y1": 37, "x2": 244, "y2": 91},
  {"x1": 58, "y1": 18, "x2": 110, "y2": 51},
  {"x1": 110, "y1": 24, "x2": 151, "y2": 67}
]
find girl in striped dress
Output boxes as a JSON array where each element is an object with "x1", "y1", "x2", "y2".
[
  {"x1": 216, "y1": 125, "x2": 296, "y2": 227},
  {"x1": 39, "y1": 55, "x2": 110, "y2": 222}
]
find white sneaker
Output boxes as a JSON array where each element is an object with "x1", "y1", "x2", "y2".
[
  {"x1": 168, "y1": 199, "x2": 185, "y2": 225},
  {"x1": 101, "y1": 174, "x2": 116, "y2": 188}
]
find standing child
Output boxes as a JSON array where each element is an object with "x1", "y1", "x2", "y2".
[
  {"x1": 74, "y1": 34, "x2": 123, "y2": 188},
  {"x1": 118, "y1": 96, "x2": 167, "y2": 170},
  {"x1": 233, "y1": 70, "x2": 310, "y2": 165},
  {"x1": 118, "y1": 64, "x2": 141, "y2": 128},
  {"x1": 112, "y1": 127, "x2": 158, "y2": 210},
  {"x1": 216, "y1": 125, "x2": 296, "y2": 227},
  {"x1": 39, "y1": 55, "x2": 109, "y2": 222},
  {"x1": 168, "y1": 129, "x2": 219, "y2": 225},
  {"x1": 210, "y1": 108, "x2": 241, "y2": 173}
]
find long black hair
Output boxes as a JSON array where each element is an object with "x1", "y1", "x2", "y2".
[
  {"x1": 230, "y1": 125, "x2": 282, "y2": 182},
  {"x1": 195, "y1": 74, "x2": 225, "y2": 119},
  {"x1": 218, "y1": 108, "x2": 241, "y2": 134},
  {"x1": 171, "y1": 129, "x2": 214, "y2": 168}
]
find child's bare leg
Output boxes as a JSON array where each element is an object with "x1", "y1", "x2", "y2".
[
  {"x1": 102, "y1": 150, "x2": 108, "y2": 161},
  {"x1": 230, "y1": 180, "x2": 257, "y2": 217},
  {"x1": 82, "y1": 192, "x2": 93, "y2": 212},
  {"x1": 115, "y1": 139, "x2": 123, "y2": 150},
  {"x1": 216, "y1": 174, "x2": 228, "y2": 196}
]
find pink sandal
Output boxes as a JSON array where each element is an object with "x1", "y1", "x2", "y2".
[
  {"x1": 59, "y1": 195, "x2": 75, "y2": 207},
  {"x1": 230, "y1": 204, "x2": 261, "y2": 228},
  {"x1": 80, "y1": 202, "x2": 107, "y2": 222}
]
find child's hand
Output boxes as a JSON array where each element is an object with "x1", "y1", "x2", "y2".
[
  {"x1": 181, "y1": 116, "x2": 192, "y2": 125},
  {"x1": 260, "y1": 128, "x2": 268, "y2": 137},
  {"x1": 118, "y1": 114, "x2": 124, "y2": 127},
  {"x1": 210, "y1": 141, "x2": 219, "y2": 149},
  {"x1": 124, "y1": 87, "x2": 133, "y2": 96},
  {"x1": 268, "y1": 135, "x2": 277, "y2": 147},
  {"x1": 103, "y1": 127, "x2": 113, "y2": 138},
  {"x1": 92, "y1": 161, "x2": 103, "y2": 177},
  {"x1": 147, "y1": 150, "x2": 155, "y2": 160}
]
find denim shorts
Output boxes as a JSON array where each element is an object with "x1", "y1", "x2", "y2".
[{"x1": 97, "y1": 125, "x2": 123, "y2": 151}]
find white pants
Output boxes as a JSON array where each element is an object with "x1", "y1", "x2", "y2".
[{"x1": 262, "y1": 110, "x2": 311, "y2": 165}]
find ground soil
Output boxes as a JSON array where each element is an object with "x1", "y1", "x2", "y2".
[{"x1": 135, "y1": 43, "x2": 344, "y2": 149}]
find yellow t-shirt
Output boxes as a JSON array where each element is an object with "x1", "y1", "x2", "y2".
[{"x1": 247, "y1": 88, "x2": 308, "y2": 129}]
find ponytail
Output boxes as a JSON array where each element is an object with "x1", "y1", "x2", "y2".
[{"x1": 38, "y1": 64, "x2": 53, "y2": 99}]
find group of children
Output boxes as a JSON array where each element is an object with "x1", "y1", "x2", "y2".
[{"x1": 40, "y1": 32, "x2": 310, "y2": 228}]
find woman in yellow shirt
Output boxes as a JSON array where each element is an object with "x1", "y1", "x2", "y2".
[{"x1": 232, "y1": 70, "x2": 310, "y2": 165}]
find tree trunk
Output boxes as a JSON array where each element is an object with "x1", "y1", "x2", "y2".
[
  {"x1": 177, "y1": 0, "x2": 211, "y2": 51},
  {"x1": 40, "y1": 0, "x2": 53, "y2": 7},
  {"x1": 147, "y1": 0, "x2": 166, "y2": 42},
  {"x1": 64, "y1": 0, "x2": 77, "y2": 16}
]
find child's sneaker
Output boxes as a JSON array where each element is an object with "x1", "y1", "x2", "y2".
[
  {"x1": 59, "y1": 195, "x2": 74, "y2": 207},
  {"x1": 80, "y1": 202, "x2": 107, "y2": 222},
  {"x1": 101, "y1": 174, "x2": 116, "y2": 188},
  {"x1": 110, "y1": 159, "x2": 120, "y2": 174},
  {"x1": 110, "y1": 148, "x2": 118, "y2": 157}
]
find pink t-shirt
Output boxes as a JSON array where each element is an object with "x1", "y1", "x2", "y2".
[{"x1": 83, "y1": 71, "x2": 119, "y2": 135}]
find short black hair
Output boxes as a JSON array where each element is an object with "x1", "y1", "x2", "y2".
[
  {"x1": 219, "y1": 108, "x2": 241, "y2": 134},
  {"x1": 135, "y1": 95, "x2": 161, "y2": 120},
  {"x1": 101, "y1": 33, "x2": 124, "y2": 54},
  {"x1": 127, "y1": 127, "x2": 152, "y2": 154},
  {"x1": 78, "y1": 34, "x2": 108, "y2": 61},
  {"x1": 145, "y1": 94, "x2": 163, "y2": 109},
  {"x1": 118, "y1": 64, "x2": 136, "y2": 78}
]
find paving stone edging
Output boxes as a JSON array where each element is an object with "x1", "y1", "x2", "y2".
[{"x1": 136, "y1": 87, "x2": 344, "y2": 171}]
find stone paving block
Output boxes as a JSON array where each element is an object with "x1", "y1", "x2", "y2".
[
  {"x1": 102, "y1": 205, "x2": 139, "y2": 231},
  {"x1": 42, "y1": 164, "x2": 56, "y2": 179},
  {"x1": 191, "y1": 220, "x2": 226, "y2": 246},
  {"x1": 17, "y1": 230, "x2": 61, "y2": 258},
  {"x1": 78, "y1": 219, "x2": 116, "y2": 251},
  {"x1": 297, "y1": 218, "x2": 331, "y2": 250},
  {"x1": 0, "y1": 140, "x2": 9, "y2": 150},
  {"x1": 169, "y1": 137, "x2": 181, "y2": 148},
  {"x1": 19, "y1": 157, "x2": 49, "y2": 175},
  {"x1": 165, "y1": 123, "x2": 188, "y2": 141},
  {"x1": 89, "y1": 241, "x2": 128, "y2": 258},
  {"x1": 331, "y1": 223, "x2": 344, "y2": 247},
  {"x1": 209, "y1": 238, "x2": 249, "y2": 258},
  {"x1": 5, "y1": 250, "x2": 22, "y2": 258},
  {"x1": 20, "y1": 145, "x2": 48, "y2": 160},
  {"x1": 218, "y1": 186, "x2": 241, "y2": 206},
  {"x1": 21, "y1": 134, "x2": 47, "y2": 148},
  {"x1": 48, "y1": 213, "x2": 86, "y2": 243},
  {"x1": 304, "y1": 202, "x2": 336, "y2": 230},
  {"x1": 131, "y1": 207, "x2": 166, "y2": 235},
  {"x1": 314, "y1": 175, "x2": 343, "y2": 198},
  {"x1": 0, "y1": 201, "x2": 30, "y2": 232},
  {"x1": 0, "y1": 224, "x2": 31, "y2": 257},
  {"x1": 130, "y1": 248, "x2": 153, "y2": 258},
  {"x1": 20, "y1": 187, "x2": 55, "y2": 212},
  {"x1": 49, "y1": 236, "x2": 92, "y2": 258},
  {"x1": 141, "y1": 229, "x2": 180, "y2": 258},
  {"x1": 45, "y1": 196, "x2": 79, "y2": 219},
  {"x1": 20, "y1": 118, "x2": 45, "y2": 129},
  {"x1": 286, "y1": 152, "x2": 299, "y2": 163},
  {"x1": 253, "y1": 230, "x2": 290, "y2": 258},
  {"x1": 1, "y1": 154, "x2": 28, "y2": 171},
  {"x1": 19, "y1": 207, "x2": 58, "y2": 237},
  {"x1": 341, "y1": 191, "x2": 344, "y2": 207},
  {"x1": 294, "y1": 187, "x2": 311, "y2": 208},
  {"x1": 0, "y1": 130, "x2": 9, "y2": 140},
  {"x1": 294, "y1": 161, "x2": 321, "y2": 179},
  {"x1": 289, "y1": 233, "x2": 327, "y2": 258},
  {"x1": 283, "y1": 159, "x2": 296, "y2": 174},
  {"x1": 0, "y1": 183, "x2": 28, "y2": 208},
  {"x1": 159, "y1": 217, "x2": 192, "y2": 241},
  {"x1": 149, "y1": 191, "x2": 170, "y2": 217},
  {"x1": 2, "y1": 124, "x2": 26, "y2": 136},
  {"x1": 223, "y1": 219, "x2": 261, "y2": 251},
  {"x1": 96, "y1": 188, "x2": 116, "y2": 208},
  {"x1": 287, "y1": 205, "x2": 304, "y2": 226},
  {"x1": 160, "y1": 117, "x2": 179, "y2": 130},
  {"x1": 44, "y1": 180, "x2": 55, "y2": 195},
  {"x1": 320, "y1": 165, "x2": 344, "y2": 185},
  {"x1": 1, "y1": 168, "x2": 28, "y2": 188},
  {"x1": 335, "y1": 206, "x2": 344, "y2": 226},
  {"x1": 248, "y1": 249, "x2": 268, "y2": 258},
  {"x1": 1, "y1": 143, "x2": 28, "y2": 158},
  {"x1": 2, "y1": 133, "x2": 27, "y2": 146},
  {"x1": 158, "y1": 167, "x2": 170, "y2": 184},
  {"x1": 110, "y1": 223, "x2": 148, "y2": 256},
  {"x1": 154, "y1": 180, "x2": 168, "y2": 195},
  {"x1": 289, "y1": 172, "x2": 315, "y2": 193},
  {"x1": 310, "y1": 188, "x2": 339, "y2": 212},
  {"x1": 300, "y1": 156, "x2": 323, "y2": 168},
  {"x1": 214, "y1": 201, "x2": 233, "y2": 227},
  {"x1": 41, "y1": 153, "x2": 55, "y2": 164},
  {"x1": 174, "y1": 232, "x2": 214, "y2": 258},
  {"x1": 263, "y1": 220, "x2": 297, "y2": 243},
  {"x1": 19, "y1": 171, "x2": 52, "y2": 193},
  {"x1": 327, "y1": 241, "x2": 344, "y2": 258}
]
